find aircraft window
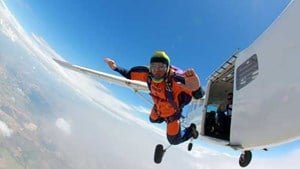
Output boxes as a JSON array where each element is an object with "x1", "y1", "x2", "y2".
[{"x1": 236, "y1": 54, "x2": 259, "y2": 90}]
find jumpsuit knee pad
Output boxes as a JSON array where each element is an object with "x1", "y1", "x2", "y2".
[
  {"x1": 149, "y1": 106, "x2": 164, "y2": 123},
  {"x1": 149, "y1": 116, "x2": 164, "y2": 123},
  {"x1": 166, "y1": 120, "x2": 181, "y2": 145},
  {"x1": 167, "y1": 120, "x2": 180, "y2": 135},
  {"x1": 167, "y1": 133, "x2": 182, "y2": 145}
]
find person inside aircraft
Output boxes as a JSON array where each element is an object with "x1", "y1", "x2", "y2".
[
  {"x1": 216, "y1": 92, "x2": 233, "y2": 140},
  {"x1": 205, "y1": 110, "x2": 217, "y2": 137}
]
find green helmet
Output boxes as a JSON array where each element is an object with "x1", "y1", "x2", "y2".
[{"x1": 150, "y1": 51, "x2": 171, "y2": 82}]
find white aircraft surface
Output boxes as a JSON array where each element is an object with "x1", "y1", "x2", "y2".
[{"x1": 54, "y1": 0, "x2": 300, "y2": 167}]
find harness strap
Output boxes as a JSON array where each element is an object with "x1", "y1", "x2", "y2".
[
  {"x1": 165, "y1": 110, "x2": 182, "y2": 123},
  {"x1": 165, "y1": 77, "x2": 178, "y2": 110},
  {"x1": 147, "y1": 74, "x2": 183, "y2": 123}
]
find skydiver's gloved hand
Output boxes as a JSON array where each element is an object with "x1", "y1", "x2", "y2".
[
  {"x1": 104, "y1": 58, "x2": 117, "y2": 70},
  {"x1": 180, "y1": 69, "x2": 201, "y2": 91}
]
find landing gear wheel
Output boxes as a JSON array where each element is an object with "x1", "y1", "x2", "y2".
[
  {"x1": 239, "y1": 151, "x2": 252, "y2": 167},
  {"x1": 188, "y1": 142, "x2": 193, "y2": 151},
  {"x1": 154, "y1": 144, "x2": 165, "y2": 164}
]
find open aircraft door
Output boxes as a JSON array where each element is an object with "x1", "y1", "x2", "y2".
[{"x1": 201, "y1": 55, "x2": 236, "y2": 145}]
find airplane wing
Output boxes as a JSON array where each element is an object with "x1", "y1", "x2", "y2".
[{"x1": 53, "y1": 59, "x2": 149, "y2": 93}]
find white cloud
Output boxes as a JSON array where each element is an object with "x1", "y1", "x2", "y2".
[
  {"x1": 24, "y1": 122, "x2": 37, "y2": 131},
  {"x1": 2, "y1": 0, "x2": 300, "y2": 168},
  {"x1": 0, "y1": 120, "x2": 13, "y2": 137},
  {"x1": 55, "y1": 118, "x2": 71, "y2": 135},
  {"x1": 132, "y1": 105, "x2": 151, "y2": 115}
]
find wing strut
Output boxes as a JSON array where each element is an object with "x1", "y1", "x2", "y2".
[{"x1": 134, "y1": 90, "x2": 153, "y2": 106}]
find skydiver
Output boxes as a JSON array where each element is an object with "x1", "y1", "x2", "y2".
[{"x1": 104, "y1": 51, "x2": 204, "y2": 145}]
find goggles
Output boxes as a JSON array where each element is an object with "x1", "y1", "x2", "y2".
[{"x1": 150, "y1": 63, "x2": 167, "y2": 72}]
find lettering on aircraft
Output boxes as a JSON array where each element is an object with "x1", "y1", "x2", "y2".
[{"x1": 236, "y1": 54, "x2": 259, "y2": 90}]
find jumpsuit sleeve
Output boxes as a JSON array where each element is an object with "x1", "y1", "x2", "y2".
[
  {"x1": 192, "y1": 87, "x2": 205, "y2": 99},
  {"x1": 114, "y1": 66, "x2": 149, "y2": 82},
  {"x1": 114, "y1": 66, "x2": 131, "y2": 79},
  {"x1": 173, "y1": 75, "x2": 205, "y2": 99}
]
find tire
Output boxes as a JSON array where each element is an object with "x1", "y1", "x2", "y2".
[
  {"x1": 239, "y1": 151, "x2": 252, "y2": 167},
  {"x1": 154, "y1": 144, "x2": 164, "y2": 164},
  {"x1": 188, "y1": 143, "x2": 193, "y2": 151}
]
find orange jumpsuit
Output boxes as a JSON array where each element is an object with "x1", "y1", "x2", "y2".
[{"x1": 114, "y1": 66, "x2": 203, "y2": 145}]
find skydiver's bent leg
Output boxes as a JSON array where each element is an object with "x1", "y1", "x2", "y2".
[
  {"x1": 166, "y1": 120, "x2": 196, "y2": 145},
  {"x1": 149, "y1": 106, "x2": 164, "y2": 123}
]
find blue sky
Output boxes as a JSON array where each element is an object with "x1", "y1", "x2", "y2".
[
  {"x1": 4, "y1": 0, "x2": 299, "y2": 158},
  {"x1": 4, "y1": 0, "x2": 291, "y2": 82}
]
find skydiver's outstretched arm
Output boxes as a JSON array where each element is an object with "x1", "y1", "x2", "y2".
[
  {"x1": 104, "y1": 58, "x2": 118, "y2": 70},
  {"x1": 104, "y1": 58, "x2": 131, "y2": 79}
]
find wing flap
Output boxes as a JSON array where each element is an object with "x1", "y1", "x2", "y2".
[{"x1": 53, "y1": 59, "x2": 149, "y2": 92}]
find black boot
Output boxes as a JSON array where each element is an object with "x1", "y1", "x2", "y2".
[
  {"x1": 181, "y1": 123, "x2": 199, "y2": 141},
  {"x1": 190, "y1": 123, "x2": 199, "y2": 139}
]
